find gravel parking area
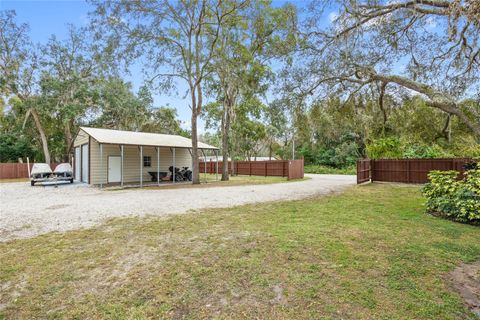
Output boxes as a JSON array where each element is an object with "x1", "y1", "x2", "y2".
[{"x1": 0, "y1": 174, "x2": 355, "y2": 241}]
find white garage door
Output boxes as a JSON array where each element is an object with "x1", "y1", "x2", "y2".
[
  {"x1": 81, "y1": 144, "x2": 89, "y2": 183},
  {"x1": 108, "y1": 156, "x2": 121, "y2": 183},
  {"x1": 74, "y1": 147, "x2": 81, "y2": 181}
]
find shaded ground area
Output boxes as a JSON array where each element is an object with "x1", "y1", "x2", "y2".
[
  {"x1": 1, "y1": 185, "x2": 479, "y2": 319},
  {"x1": 0, "y1": 174, "x2": 354, "y2": 241}
]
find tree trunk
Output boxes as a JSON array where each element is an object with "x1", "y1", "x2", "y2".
[
  {"x1": 30, "y1": 109, "x2": 51, "y2": 164},
  {"x1": 191, "y1": 112, "x2": 200, "y2": 184},
  {"x1": 64, "y1": 120, "x2": 74, "y2": 162},
  {"x1": 191, "y1": 110, "x2": 200, "y2": 185},
  {"x1": 221, "y1": 103, "x2": 231, "y2": 181},
  {"x1": 191, "y1": 80, "x2": 203, "y2": 185}
]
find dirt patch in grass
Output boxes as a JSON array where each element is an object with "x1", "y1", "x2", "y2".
[{"x1": 450, "y1": 261, "x2": 480, "y2": 317}]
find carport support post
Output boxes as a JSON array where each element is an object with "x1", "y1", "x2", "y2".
[
  {"x1": 121, "y1": 145, "x2": 124, "y2": 187},
  {"x1": 100, "y1": 143, "x2": 103, "y2": 188},
  {"x1": 172, "y1": 147, "x2": 176, "y2": 184},
  {"x1": 140, "y1": 146, "x2": 143, "y2": 188},
  {"x1": 156, "y1": 147, "x2": 160, "y2": 186}
]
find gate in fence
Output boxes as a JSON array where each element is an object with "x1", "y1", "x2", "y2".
[{"x1": 356, "y1": 159, "x2": 371, "y2": 184}]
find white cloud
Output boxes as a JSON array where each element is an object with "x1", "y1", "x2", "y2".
[
  {"x1": 425, "y1": 16, "x2": 437, "y2": 29},
  {"x1": 328, "y1": 12, "x2": 338, "y2": 23}
]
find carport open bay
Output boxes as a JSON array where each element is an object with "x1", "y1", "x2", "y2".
[{"x1": 0, "y1": 174, "x2": 355, "y2": 241}]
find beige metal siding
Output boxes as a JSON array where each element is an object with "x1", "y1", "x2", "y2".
[
  {"x1": 89, "y1": 139, "x2": 192, "y2": 185},
  {"x1": 73, "y1": 129, "x2": 89, "y2": 147}
]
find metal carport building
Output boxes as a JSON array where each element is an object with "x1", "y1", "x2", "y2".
[{"x1": 73, "y1": 127, "x2": 219, "y2": 187}]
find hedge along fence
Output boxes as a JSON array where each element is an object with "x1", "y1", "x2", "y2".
[
  {"x1": 0, "y1": 163, "x2": 61, "y2": 179},
  {"x1": 356, "y1": 158, "x2": 474, "y2": 184},
  {"x1": 199, "y1": 159, "x2": 305, "y2": 180}
]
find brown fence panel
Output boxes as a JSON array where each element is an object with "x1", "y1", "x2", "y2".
[
  {"x1": 359, "y1": 158, "x2": 473, "y2": 184},
  {"x1": 356, "y1": 159, "x2": 371, "y2": 184},
  {"x1": 371, "y1": 159, "x2": 409, "y2": 183},
  {"x1": 0, "y1": 163, "x2": 61, "y2": 179},
  {"x1": 199, "y1": 161, "x2": 234, "y2": 175},
  {"x1": 0, "y1": 163, "x2": 34, "y2": 179},
  {"x1": 199, "y1": 159, "x2": 300, "y2": 178},
  {"x1": 287, "y1": 159, "x2": 304, "y2": 180}
]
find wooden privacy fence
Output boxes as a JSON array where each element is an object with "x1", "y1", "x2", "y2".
[
  {"x1": 0, "y1": 163, "x2": 61, "y2": 179},
  {"x1": 356, "y1": 158, "x2": 474, "y2": 184},
  {"x1": 199, "y1": 159, "x2": 304, "y2": 180}
]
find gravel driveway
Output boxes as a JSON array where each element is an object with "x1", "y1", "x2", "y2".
[{"x1": 0, "y1": 174, "x2": 355, "y2": 241}]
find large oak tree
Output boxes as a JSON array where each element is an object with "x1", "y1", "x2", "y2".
[{"x1": 294, "y1": 0, "x2": 480, "y2": 140}]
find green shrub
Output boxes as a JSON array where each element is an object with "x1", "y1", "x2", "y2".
[
  {"x1": 304, "y1": 164, "x2": 356, "y2": 175},
  {"x1": 423, "y1": 170, "x2": 480, "y2": 223},
  {"x1": 299, "y1": 139, "x2": 361, "y2": 168},
  {"x1": 366, "y1": 137, "x2": 403, "y2": 159},
  {"x1": 366, "y1": 137, "x2": 452, "y2": 159}
]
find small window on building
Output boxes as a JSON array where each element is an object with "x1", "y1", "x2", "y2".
[{"x1": 143, "y1": 156, "x2": 151, "y2": 167}]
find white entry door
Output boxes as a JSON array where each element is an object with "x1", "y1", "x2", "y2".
[
  {"x1": 81, "y1": 144, "x2": 89, "y2": 183},
  {"x1": 74, "y1": 147, "x2": 81, "y2": 181},
  {"x1": 108, "y1": 156, "x2": 121, "y2": 183}
]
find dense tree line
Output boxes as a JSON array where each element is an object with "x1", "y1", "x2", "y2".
[{"x1": 1, "y1": 1, "x2": 479, "y2": 180}]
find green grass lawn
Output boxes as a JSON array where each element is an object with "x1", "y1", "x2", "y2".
[{"x1": 1, "y1": 185, "x2": 479, "y2": 319}]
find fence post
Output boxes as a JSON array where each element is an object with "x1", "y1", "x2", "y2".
[
  {"x1": 249, "y1": 161, "x2": 252, "y2": 176},
  {"x1": 407, "y1": 160, "x2": 411, "y2": 183},
  {"x1": 370, "y1": 160, "x2": 374, "y2": 182},
  {"x1": 356, "y1": 161, "x2": 360, "y2": 184},
  {"x1": 265, "y1": 162, "x2": 267, "y2": 177}
]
